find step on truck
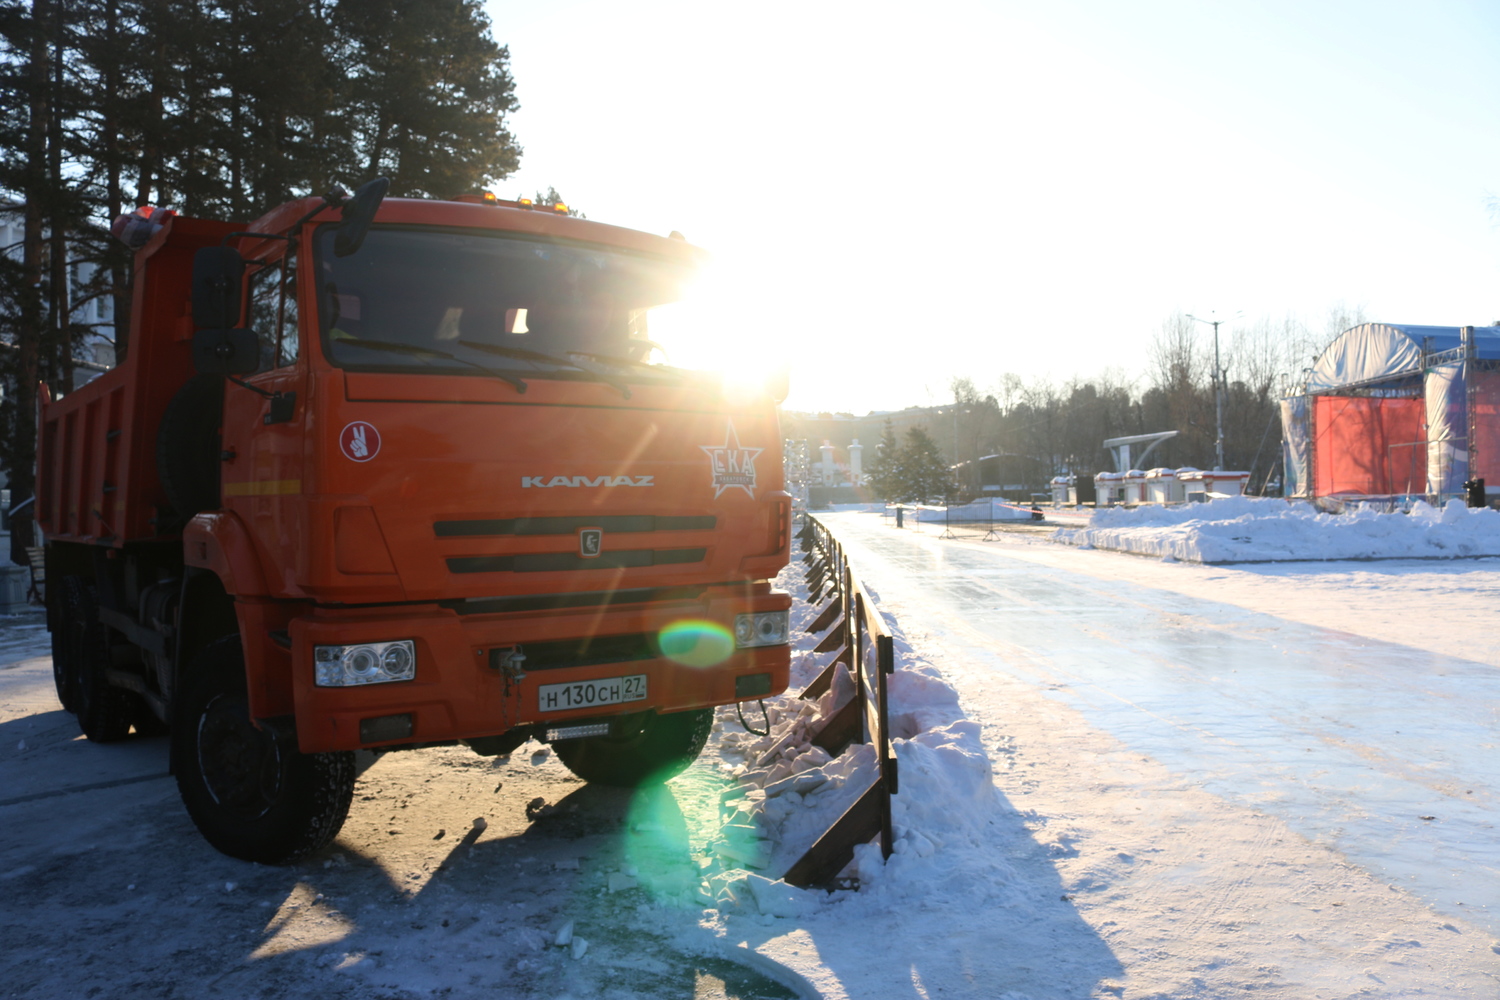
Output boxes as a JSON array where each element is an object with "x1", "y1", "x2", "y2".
[{"x1": 37, "y1": 181, "x2": 792, "y2": 863}]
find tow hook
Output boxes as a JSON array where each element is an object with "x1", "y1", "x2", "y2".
[{"x1": 491, "y1": 646, "x2": 527, "y2": 682}]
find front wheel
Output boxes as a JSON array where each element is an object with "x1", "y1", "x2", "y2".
[
  {"x1": 172, "y1": 636, "x2": 355, "y2": 864},
  {"x1": 553, "y1": 708, "x2": 712, "y2": 787}
]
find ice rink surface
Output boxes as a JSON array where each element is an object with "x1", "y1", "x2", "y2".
[{"x1": 825, "y1": 512, "x2": 1500, "y2": 937}]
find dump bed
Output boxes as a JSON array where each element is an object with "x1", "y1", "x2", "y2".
[{"x1": 37, "y1": 216, "x2": 239, "y2": 546}]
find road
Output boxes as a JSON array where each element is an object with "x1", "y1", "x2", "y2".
[
  {"x1": 815, "y1": 511, "x2": 1500, "y2": 991},
  {"x1": 0, "y1": 610, "x2": 801, "y2": 1000}
]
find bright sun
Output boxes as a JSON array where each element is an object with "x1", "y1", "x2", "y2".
[{"x1": 647, "y1": 260, "x2": 789, "y2": 397}]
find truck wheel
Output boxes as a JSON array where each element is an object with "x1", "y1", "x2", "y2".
[
  {"x1": 62, "y1": 576, "x2": 133, "y2": 742},
  {"x1": 553, "y1": 708, "x2": 712, "y2": 787},
  {"x1": 49, "y1": 582, "x2": 76, "y2": 713},
  {"x1": 173, "y1": 636, "x2": 355, "y2": 864},
  {"x1": 130, "y1": 703, "x2": 170, "y2": 738},
  {"x1": 156, "y1": 374, "x2": 224, "y2": 518}
]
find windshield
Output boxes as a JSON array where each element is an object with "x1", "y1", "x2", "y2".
[{"x1": 313, "y1": 227, "x2": 696, "y2": 377}]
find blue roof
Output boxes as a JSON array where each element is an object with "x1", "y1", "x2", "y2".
[{"x1": 1377, "y1": 324, "x2": 1500, "y2": 357}]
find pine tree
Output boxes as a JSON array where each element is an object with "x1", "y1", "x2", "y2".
[
  {"x1": 864, "y1": 418, "x2": 900, "y2": 500},
  {"x1": 533, "y1": 186, "x2": 582, "y2": 217},
  {"x1": 0, "y1": 0, "x2": 525, "y2": 511},
  {"x1": 896, "y1": 427, "x2": 951, "y2": 504},
  {"x1": 338, "y1": 0, "x2": 520, "y2": 198}
]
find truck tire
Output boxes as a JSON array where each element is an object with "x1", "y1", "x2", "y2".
[
  {"x1": 61, "y1": 575, "x2": 134, "y2": 742},
  {"x1": 173, "y1": 635, "x2": 355, "y2": 864},
  {"x1": 130, "y1": 702, "x2": 170, "y2": 738},
  {"x1": 156, "y1": 374, "x2": 224, "y2": 518},
  {"x1": 49, "y1": 589, "x2": 75, "y2": 713},
  {"x1": 553, "y1": 708, "x2": 713, "y2": 787}
]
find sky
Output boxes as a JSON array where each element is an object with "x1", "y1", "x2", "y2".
[{"x1": 482, "y1": 0, "x2": 1500, "y2": 414}]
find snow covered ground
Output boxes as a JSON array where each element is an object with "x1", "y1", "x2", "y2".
[
  {"x1": 716, "y1": 510, "x2": 1500, "y2": 999},
  {"x1": 1052, "y1": 495, "x2": 1500, "y2": 563},
  {"x1": 7, "y1": 503, "x2": 1500, "y2": 998}
]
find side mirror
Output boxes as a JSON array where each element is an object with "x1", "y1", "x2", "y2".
[
  {"x1": 334, "y1": 177, "x2": 390, "y2": 257},
  {"x1": 192, "y1": 246, "x2": 245, "y2": 329},
  {"x1": 193, "y1": 328, "x2": 261, "y2": 376}
]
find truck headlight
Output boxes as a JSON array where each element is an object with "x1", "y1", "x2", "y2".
[
  {"x1": 315, "y1": 640, "x2": 416, "y2": 687},
  {"x1": 734, "y1": 612, "x2": 789, "y2": 648}
]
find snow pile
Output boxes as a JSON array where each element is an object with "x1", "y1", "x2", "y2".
[
  {"x1": 1053, "y1": 495, "x2": 1500, "y2": 563},
  {"x1": 700, "y1": 549, "x2": 1017, "y2": 917}
]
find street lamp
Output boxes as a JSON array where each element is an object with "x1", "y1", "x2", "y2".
[
  {"x1": 951, "y1": 405, "x2": 969, "y2": 469},
  {"x1": 1187, "y1": 312, "x2": 1237, "y2": 471}
]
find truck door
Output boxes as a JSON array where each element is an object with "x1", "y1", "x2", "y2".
[{"x1": 220, "y1": 245, "x2": 307, "y2": 592}]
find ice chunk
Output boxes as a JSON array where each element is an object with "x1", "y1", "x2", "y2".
[
  {"x1": 710, "y1": 869, "x2": 751, "y2": 907},
  {"x1": 571, "y1": 937, "x2": 589, "y2": 960},
  {"x1": 745, "y1": 874, "x2": 806, "y2": 918},
  {"x1": 764, "y1": 760, "x2": 794, "y2": 785},
  {"x1": 714, "y1": 841, "x2": 766, "y2": 869},
  {"x1": 911, "y1": 832, "x2": 936, "y2": 857},
  {"x1": 554, "y1": 920, "x2": 574, "y2": 946},
  {"x1": 852, "y1": 842, "x2": 885, "y2": 884},
  {"x1": 607, "y1": 872, "x2": 638, "y2": 893}
]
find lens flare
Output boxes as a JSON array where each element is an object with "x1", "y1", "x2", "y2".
[{"x1": 657, "y1": 619, "x2": 734, "y2": 667}]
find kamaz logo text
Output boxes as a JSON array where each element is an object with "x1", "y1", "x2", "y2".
[{"x1": 521, "y1": 475, "x2": 655, "y2": 488}]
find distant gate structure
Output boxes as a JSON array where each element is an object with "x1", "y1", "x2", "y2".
[
  {"x1": 1102, "y1": 431, "x2": 1179, "y2": 474},
  {"x1": 1280, "y1": 323, "x2": 1500, "y2": 504}
]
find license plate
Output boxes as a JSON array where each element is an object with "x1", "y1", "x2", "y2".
[{"x1": 537, "y1": 674, "x2": 648, "y2": 713}]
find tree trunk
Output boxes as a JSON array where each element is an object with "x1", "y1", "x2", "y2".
[
  {"x1": 49, "y1": 0, "x2": 71, "y2": 394},
  {"x1": 101, "y1": 0, "x2": 131, "y2": 361},
  {"x1": 12, "y1": 0, "x2": 51, "y2": 500}
]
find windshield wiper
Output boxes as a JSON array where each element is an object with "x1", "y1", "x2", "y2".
[
  {"x1": 331, "y1": 336, "x2": 527, "y2": 393},
  {"x1": 457, "y1": 340, "x2": 632, "y2": 399},
  {"x1": 567, "y1": 349, "x2": 694, "y2": 384}
]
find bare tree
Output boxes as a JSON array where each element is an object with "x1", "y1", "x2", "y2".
[{"x1": 1149, "y1": 311, "x2": 1206, "y2": 391}]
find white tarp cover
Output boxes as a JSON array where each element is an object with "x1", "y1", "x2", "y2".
[
  {"x1": 1307, "y1": 324, "x2": 1500, "y2": 392},
  {"x1": 1279, "y1": 396, "x2": 1310, "y2": 498},
  {"x1": 1425, "y1": 361, "x2": 1467, "y2": 495},
  {"x1": 901, "y1": 499, "x2": 1035, "y2": 522}
]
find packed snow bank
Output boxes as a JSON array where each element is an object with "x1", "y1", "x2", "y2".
[
  {"x1": 1053, "y1": 495, "x2": 1500, "y2": 563},
  {"x1": 688, "y1": 550, "x2": 1022, "y2": 988}
]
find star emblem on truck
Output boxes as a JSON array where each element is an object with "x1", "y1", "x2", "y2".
[{"x1": 701, "y1": 421, "x2": 762, "y2": 498}]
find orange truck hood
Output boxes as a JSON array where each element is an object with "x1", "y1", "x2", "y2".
[{"x1": 227, "y1": 370, "x2": 788, "y2": 603}]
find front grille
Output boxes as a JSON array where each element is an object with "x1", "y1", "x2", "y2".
[
  {"x1": 448, "y1": 548, "x2": 705, "y2": 574},
  {"x1": 442, "y1": 585, "x2": 706, "y2": 616},
  {"x1": 435, "y1": 515, "x2": 715, "y2": 538},
  {"x1": 492, "y1": 633, "x2": 656, "y2": 671}
]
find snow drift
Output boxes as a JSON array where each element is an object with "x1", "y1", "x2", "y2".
[{"x1": 1052, "y1": 495, "x2": 1500, "y2": 563}]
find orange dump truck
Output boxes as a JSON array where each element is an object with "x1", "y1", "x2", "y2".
[{"x1": 37, "y1": 182, "x2": 792, "y2": 863}]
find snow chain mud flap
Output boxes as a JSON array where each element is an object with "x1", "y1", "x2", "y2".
[{"x1": 776, "y1": 514, "x2": 898, "y2": 889}]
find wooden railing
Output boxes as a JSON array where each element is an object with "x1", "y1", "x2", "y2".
[{"x1": 780, "y1": 514, "x2": 898, "y2": 888}]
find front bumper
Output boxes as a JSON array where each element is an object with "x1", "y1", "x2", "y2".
[{"x1": 287, "y1": 585, "x2": 791, "y2": 752}]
